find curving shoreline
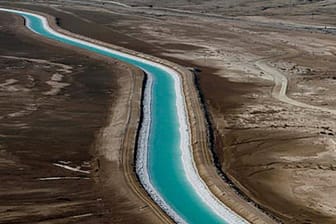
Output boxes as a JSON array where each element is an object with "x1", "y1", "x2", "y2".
[
  {"x1": 0, "y1": 7, "x2": 249, "y2": 223},
  {"x1": 0, "y1": 8, "x2": 173, "y2": 224},
  {"x1": 6, "y1": 3, "x2": 336, "y2": 223},
  {"x1": 136, "y1": 69, "x2": 186, "y2": 223}
]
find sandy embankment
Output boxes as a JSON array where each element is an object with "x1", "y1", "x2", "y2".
[
  {"x1": 39, "y1": 11, "x2": 175, "y2": 224},
  {"x1": 3, "y1": 6, "x2": 278, "y2": 223},
  {"x1": 31, "y1": 7, "x2": 280, "y2": 223},
  {"x1": 3, "y1": 10, "x2": 171, "y2": 224},
  {"x1": 15, "y1": 8, "x2": 277, "y2": 224},
  {"x1": 46, "y1": 3, "x2": 336, "y2": 223}
]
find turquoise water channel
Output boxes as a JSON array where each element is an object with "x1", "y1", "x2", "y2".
[{"x1": 1, "y1": 8, "x2": 243, "y2": 224}]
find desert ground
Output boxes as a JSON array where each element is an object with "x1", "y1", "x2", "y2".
[
  {"x1": 1, "y1": 0, "x2": 336, "y2": 223},
  {"x1": 0, "y1": 10, "x2": 167, "y2": 224}
]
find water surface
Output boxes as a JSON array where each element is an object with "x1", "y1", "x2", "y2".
[{"x1": 1, "y1": 8, "x2": 246, "y2": 224}]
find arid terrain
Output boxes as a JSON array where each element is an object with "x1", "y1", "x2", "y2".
[
  {"x1": 0, "y1": 11, "x2": 166, "y2": 224},
  {"x1": 1, "y1": 0, "x2": 336, "y2": 223}
]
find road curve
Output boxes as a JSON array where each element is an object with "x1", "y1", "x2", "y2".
[{"x1": 256, "y1": 59, "x2": 336, "y2": 115}]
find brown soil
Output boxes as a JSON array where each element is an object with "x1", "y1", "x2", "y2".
[
  {"x1": 2, "y1": 1, "x2": 336, "y2": 224},
  {"x1": 0, "y1": 12, "x2": 164, "y2": 224},
  {"x1": 0, "y1": 12, "x2": 116, "y2": 224}
]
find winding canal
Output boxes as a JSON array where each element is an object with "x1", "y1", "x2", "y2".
[{"x1": 0, "y1": 8, "x2": 247, "y2": 224}]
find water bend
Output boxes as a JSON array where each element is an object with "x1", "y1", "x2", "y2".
[{"x1": 0, "y1": 8, "x2": 248, "y2": 224}]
